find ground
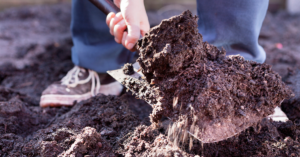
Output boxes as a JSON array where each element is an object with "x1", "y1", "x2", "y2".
[{"x1": 0, "y1": 3, "x2": 300, "y2": 157}]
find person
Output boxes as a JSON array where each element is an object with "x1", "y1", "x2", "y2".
[{"x1": 39, "y1": 0, "x2": 269, "y2": 107}]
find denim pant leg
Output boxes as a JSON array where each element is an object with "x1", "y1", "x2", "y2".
[
  {"x1": 196, "y1": 0, "x2": 269, "y2": 63},
  {"x1": 71, "y1": 0, "x2": 133, "y2": 73}
]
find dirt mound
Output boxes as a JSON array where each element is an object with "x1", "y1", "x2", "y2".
[
  {"x1": 133, "y1": 10, "x2": 293, "y2": 143},
  {"x1": 0, "y1": 90, "x2": 142, "y2": 156},
  {"x1": 122, "y1": 125, "x2": 194, "y2": 157},
  {"x1": 0, "y1": 31, "x2": 147, "y2": 156}
]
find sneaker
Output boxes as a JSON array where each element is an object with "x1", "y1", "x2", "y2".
[{"x1": 39, "y1": 66, "x2": 123, "y2": 107}]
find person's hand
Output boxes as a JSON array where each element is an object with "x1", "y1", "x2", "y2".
[{"x1": 106, "y1": 0, "x2": 150, "y2": 51}]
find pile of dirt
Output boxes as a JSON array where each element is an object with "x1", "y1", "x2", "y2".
[
  {"x1": 0, "y1": 91, "x2": 142, "y2": 156},
  {"x1": 127, "y1": 10, "x2": 293, "y2": 143},
  {"x1": 0, "y1": 39, "x2": 146, "y2": 156}
]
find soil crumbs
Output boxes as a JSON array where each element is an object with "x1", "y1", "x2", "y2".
[{"x1": 1, "y1": 4, "x2": 300, "y2": 157}]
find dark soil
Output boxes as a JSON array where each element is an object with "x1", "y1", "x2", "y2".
[
  {"x1": 123, "y1": 63, "x2": 135, "y2": 75},
  {"x1": 1, "y1": 4, "x2": 300, "y2": 157},
  {"x1": 122, "y1": 119, "x2": 300, "y2": 157},
  {"x1": 0, "y1": 3, "x2": 71, "y2": 69},
  {"x1": 260, "y1": 11, "x2": 300, "y2": 77},
  {"x1": 281, "y1": 70, "x2": 300, "y2": 121},
  {"x1": 134, "y1": 10, "x2": 293, "y2": 143}
]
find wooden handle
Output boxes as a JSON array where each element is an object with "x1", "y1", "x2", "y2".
[{"x1": 89, "y1": 0, "x2": 120, "y2": 15}]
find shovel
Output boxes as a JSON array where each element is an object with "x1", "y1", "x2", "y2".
[{"x1": 89, "y1": 0, "x2": 280, "y2": 143}]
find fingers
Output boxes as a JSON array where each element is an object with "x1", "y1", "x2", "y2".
[
  {"x1": 122, "y1": 31, "x2": 136, "y2": 52},
  {"x1": 106, "y1": 12, "x2": 115, "y2": 32},
  {"x1": 113, "y1": 20, "x2": 127, "y2": 43},
  {"x1": 107, "y1": 12, "x2": 135, "y2": 48},
  {"x1": 125, "y1": 24, "x2": 140, "y2": 50},
  {"x1": 140, "y1": 19, "x2": 150, "y2": 37},
  {"x1": 107, "y1": 0, "x2": 150, "y2": 51},
  {"x1": 122, "y1": 31, "x2": 127, "y2": 47},
  {"x1": 109, "y1": 12, "x2": 123, "y2": 35}
]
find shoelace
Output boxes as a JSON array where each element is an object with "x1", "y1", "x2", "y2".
[{"x1": 61, "y1": 66, "x2": 101, "y2": 96}]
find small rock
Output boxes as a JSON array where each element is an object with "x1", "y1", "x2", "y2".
[{"x1": 100, "y1": 128, "x2": 116, "y2": 136}]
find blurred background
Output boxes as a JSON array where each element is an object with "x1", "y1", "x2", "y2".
[{"x1": 1, "y1": 0, "x2": 300, "y2": 13}]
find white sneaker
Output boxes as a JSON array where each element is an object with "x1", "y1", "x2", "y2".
[{"x1": 40, "y1": 66, "x2": 123, "y2": 107}]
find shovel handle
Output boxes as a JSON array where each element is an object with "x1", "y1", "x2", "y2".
[{"x1": 89, "y1": 0, "x2": 120, "y2": 15}]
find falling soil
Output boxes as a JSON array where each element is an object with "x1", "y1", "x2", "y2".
[
  {"x1": 123, "y1": 63, "x2": 135, "y2": 75},
  {"x1": 122, "y1": 118, "x2": 300, "y2": 157},
  {"x1": 130, "y1": 10, "x2": 293, "y2": 143},
  {"x1": 1, "y1": 4, "x2": 300, "y2": 157}
]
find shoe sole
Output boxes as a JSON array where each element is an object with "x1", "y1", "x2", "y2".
[
  {"x1": 40, "y1": 92, "x2": 91, "y2": 107},
  {"x1": 40, "y1": 82, "x2": 123, "y2": 107}
]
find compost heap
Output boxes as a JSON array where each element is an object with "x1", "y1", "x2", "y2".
[{"x1": 123, "y1": 10, "x2": 293, "y2": 143}]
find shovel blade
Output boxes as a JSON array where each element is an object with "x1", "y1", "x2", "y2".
[
  {"x1": 187, "y1": 111, "x2": 262, "y2": 143},
  {"x1": 107, "y1": 62, "x2": 156, "y2": 106},
  {"x1": 108, "y1": 63, "x2": 266, "y2": 143}
]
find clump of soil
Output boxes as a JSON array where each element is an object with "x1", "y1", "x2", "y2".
[
  {"x1": 123, "y1": 63, "x2": 135, "y2": 75},
  {"x1": 122, "y1": 125, "x2": 195, "y2": 157},
  {"x1": 132, "y1": 10, "x2": 294, "y2": 143}
]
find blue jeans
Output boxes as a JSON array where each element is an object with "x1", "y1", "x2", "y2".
[
  {"x1": 71, "y1": 0, "x2": 133, "y2": 73},
  {"x1": 71, "y1": 0, "x2": 269, "y2": 73}
]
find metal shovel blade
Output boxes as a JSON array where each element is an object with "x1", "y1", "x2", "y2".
[
  {"x1": 107, "y1": 63, "x2": 265, "y2": 143},
  {"x1": 187, "y1": 111, "x2": 262, "y2": 143}
]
